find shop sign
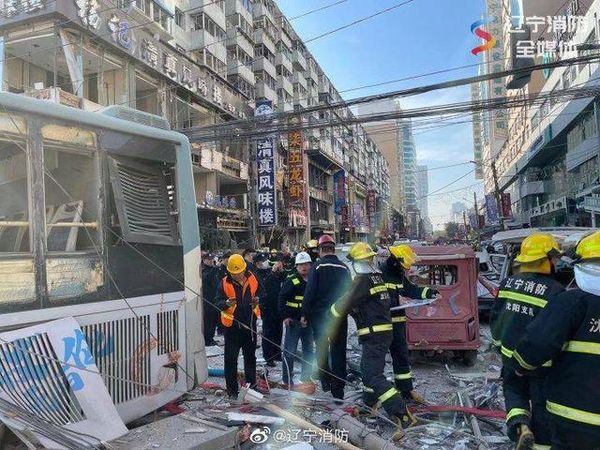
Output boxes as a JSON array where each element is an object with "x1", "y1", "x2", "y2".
[
  {"x1": 255, "y1": 100, "x2": 277, "y2": 227},
  {"x1": 289, "y1": 208, "x2": 308, "y2": 227},
  {"x1": 501, "y1": 192, "x2": 513, "y2": 219},
  {"x1": 74, "y1": 0, "x2": 101, "y2": 29},
  {"x1": 70, "y1": 1, "x2": 248, "y2": 118},
  {"x1": 341, "y1": 204, "x2": 349, "y2": 227},
  {"x1": 287, "y1": 126, "x2": 305, "y2": 209},
  {"x1": 108, "y1": 14, "x2": 134, "y2": 50},
  {"x1": 485, "y1": 193, "x2": 499, "y2": 223},
  {"x1": 352, "y1": 204, "x2": 364, "y2": 228},
  {"x1": 163, "y1": 53, "x2": 178, "y2": 80},
  {"x1": 141, "y1": 38, "x2": 159, "y2": 67},
  {"x1": 1, "y1": 0, "x2": 45, "y2": 17},
  {"x1": 367, "y1": 190, "x2": 377, "y2": 218},
  {"x1": 333, "y1": 170, "x2": 346, "y2": 214}
]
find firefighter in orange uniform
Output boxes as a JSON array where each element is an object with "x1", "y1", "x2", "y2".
[{"x1": 216, "y1": 254, "x2": 263, "y2": 399}]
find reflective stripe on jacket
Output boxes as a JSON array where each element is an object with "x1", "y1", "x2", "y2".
[{"x1": 220, "y1": 273, "x2": 261, "y2": 327}]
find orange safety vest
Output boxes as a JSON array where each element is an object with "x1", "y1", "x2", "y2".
[{"x1": 220, "y1": 273, "x2": 261, "y2": 327}]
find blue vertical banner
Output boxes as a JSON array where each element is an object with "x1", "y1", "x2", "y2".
[
  {"x1": 333, "y1": 170, "x2": 346, "y2": 214},
  {"x1": 485, "y1": 193, "x2": 498, "y2": 223},
  {"x1": 255, "y1": 100, "x2": 277, "y2": 227}
]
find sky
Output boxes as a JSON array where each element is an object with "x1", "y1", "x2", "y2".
[{"x1": 276, "y1": 0, "x2": 485, "y2": 229}]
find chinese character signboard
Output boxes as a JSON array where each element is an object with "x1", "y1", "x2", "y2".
[
  {"x1": 287, "y1": 127, "x2": 305, "y2": 208},
  {"x1": 367, "y1": 190, "x2": 377, "y2": 224},
  {"x1": 501, "y1": 192, "x2": 513, "y2": 220},
  {"x1": 255, "y1": 101, "x2": 277, "y2": 227},
  {"x1": 333, "y1": 170, "x2": 346, "y2": 214},
  {"x1": 484, "y1": 0, "x2": 507, "y2": 143},
  {"x1": 485, "y1": 193, "x2": 499, "y2": 223}
]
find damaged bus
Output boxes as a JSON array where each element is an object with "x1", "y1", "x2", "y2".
[{"x1": 0, "y1": 92, "x2": 206, "y2": 425}]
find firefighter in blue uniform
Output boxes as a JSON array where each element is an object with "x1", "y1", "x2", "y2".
[
  {"x1": 301, "y1": 235, "x2": 351, "y2": 400},
  {"x1": 513, "y1": 231, "x2": 600, "y2": 450},
  {"x1": 490, "y1": 233, "x2": 565, "y2": 449},
  {"x1": 382, "y1": 245, "x2": 440, "y2": 404},
  {"x1": 333, "y1": 242, "x2": 416, "y2": 439}
]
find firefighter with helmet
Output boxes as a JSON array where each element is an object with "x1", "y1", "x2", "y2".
[
  {"x1": 512, "y1": 231, "x2": 600, "y2": 449},
  {"x1": 302, "y1": 234, "x2": 351, "y2": 400},
  {"x1": 305, "y1": 239, "x2": 320, "y2": 262},
  {"x1": 332, "y1": 242, "x2": 416, "y2": 439},
  {"x1": 215, "y1": 254, "x2": 263, "y2": 399},
  {"x1": 491, "y1": 233, "x2": 565, "y2": 449},
  {"x1": 382, "y1": 244, "x2": 441, "y2": 404}
]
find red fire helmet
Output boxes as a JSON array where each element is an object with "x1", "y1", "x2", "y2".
[{"x1": 317, "y1": 235, "x2": 335, "y2": 247}]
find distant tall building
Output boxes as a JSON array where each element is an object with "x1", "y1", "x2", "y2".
[
  {"x1": 400, "y1": 119, "x2": 418, "y2": 211},
  {"x1": 451, "y1": 202, "x2": 468, "y2": 224},
  {"x1": 360, "y1": 100, "x2": 403, "y2": 214},
  {"x1": 416, "y1": 165, "x2": 432, "y2": 235}
]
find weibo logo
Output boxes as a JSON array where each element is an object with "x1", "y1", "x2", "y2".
[{"x1": 471, "y1": 17, "x2": 497, "y2": 55}]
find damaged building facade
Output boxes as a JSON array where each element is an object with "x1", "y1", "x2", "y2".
[{"x1": 0, "y1": 0, "x2": 392, "y2": 249}]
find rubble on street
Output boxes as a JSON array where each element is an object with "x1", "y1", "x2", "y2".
[{"x1": 98, "y1": 321, "x2": 510, "y2": 450}]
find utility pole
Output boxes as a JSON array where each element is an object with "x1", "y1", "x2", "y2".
[
  {"x1": 491, "y1": 160, "x2": 505, "y2": 230},
  {"x1": 473, "y1": 191, "x2": 479, "y2": 230}
]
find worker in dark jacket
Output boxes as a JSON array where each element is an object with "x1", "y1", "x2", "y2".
[
  {"x1": 278, "y1": 252, "x2": 314, "y2": 387},
  {"x1": 210, "y1": 252, "x2": 231, "y2": 336},
  {"x1": 333, "y1": 242, "x2": 416, "y2": 440},
  {"x1": 513, "y1": 231, "x2": 600, "y2": 450},
  {"x1": 201, "y1": 252, "x2": 218, "y2": 346},
  {"x1": 490, "y1": 233, "x2": 564, "y2": 449},
  {"x1": 383, "y1": 245, "x2": 440, "y2": 403},
  {"x1": 301, "y1": 235, "x2": 351, "y2": 400},
  {"x1": 254, "y1": 252, "x2": 286, "y2": 366},
  {"x1": 242, "y1": 248, "x2": 257, "y2": 274},
  {"x1": 215, "y1": 254, "x2": 263, "y2": 399}
]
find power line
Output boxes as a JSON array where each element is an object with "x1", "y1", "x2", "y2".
[
  {"x1": 184, "y1": 52, "x2": 600, "y2": 139},
  {"x1": 303, "y1": 0, "x2": 417, "y2": 43}
]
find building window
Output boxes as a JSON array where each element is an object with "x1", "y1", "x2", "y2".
[
  {"x1": 175, "y1": 8, "x2": 184, "y2": 28},
  {"x1": 203, "y1": 49, "x2": 226, "y2": 74},
  {"x1": 192, "y1": 13, "x2": 226, "y2": 39}
]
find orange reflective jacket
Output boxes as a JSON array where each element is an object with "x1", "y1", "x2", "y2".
[{"x1": 220, "y1": 273, "x2": 261, "y2": 327}]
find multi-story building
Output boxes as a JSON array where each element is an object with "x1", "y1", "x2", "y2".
[
  {"x1": 484, "y1": 0, "x2": 600, "y2": 227},
  {"x1": 361, "y1": 99, "x2": 404, "y2": 215},
  {"x1": 416, "y1": 165, "x2": 432, "y2": 236},
  {"x1": 471, "y1": 79, "x2": 487, "y2": 180},
  {"x1": 0, "y1": 0, "x2": 391, "y2": 247}
]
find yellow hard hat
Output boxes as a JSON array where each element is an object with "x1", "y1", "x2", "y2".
[
  {"x1": 348, "y1": 242, "x2": 377, "y2": 261},
  {"x1": 576, "y1": 231, "x2": 600, "y2": 261},
  {"x1": 515, "y1": 233, "x2": 561, "y2": 264},
  {"x1": 389, "y1": 245, "x2": 418, "y2": 269},
  {"x1": 227, "y1": 254, "x2": 247, "y2": 274},
  {"x1": 306, "y1": 239, "x2": 318, "y2": 249}
]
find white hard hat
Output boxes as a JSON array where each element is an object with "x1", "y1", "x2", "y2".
[{"x1": 295, "y1": 252, "x2": 312, "y2": 265}]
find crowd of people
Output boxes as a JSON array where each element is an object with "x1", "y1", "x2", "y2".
[
  {"x1": 491, "y1": 231, "x2": 600, "y2": 450},
  {"x1": 199, "y1": 235, "x2": 440, "y2": 438},
  {"x1": 199, "y1": 229, "x2": 600, "y2": 447}
]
